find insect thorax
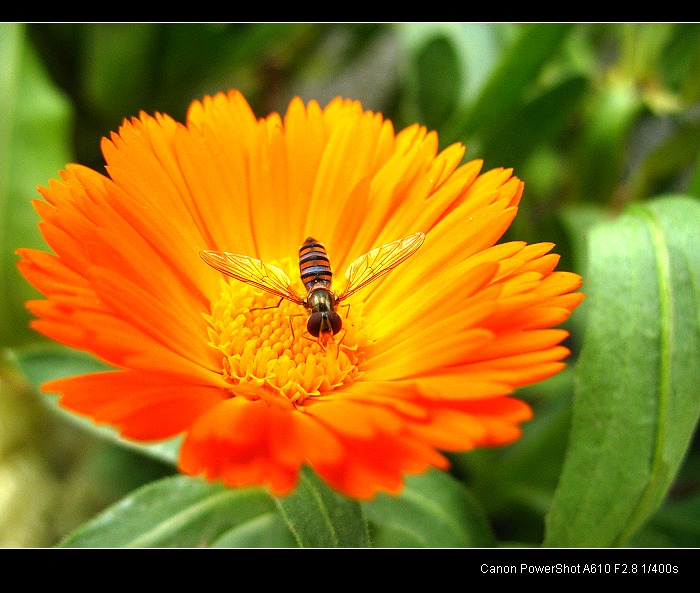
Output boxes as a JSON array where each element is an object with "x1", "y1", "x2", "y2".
[
  {"x1": 306, "y1": 287, "x2": 342, "y2": 338},
  {"x1": 305, "y1": 286, "x2": 335, "y2": 313}
]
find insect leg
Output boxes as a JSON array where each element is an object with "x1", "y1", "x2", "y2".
[
  {"x1": 250, "y1": 296, "x2": 285, "y2": 312},
  {"x1": 287, "y1": 312, "x2": 308, "y2": 342}
]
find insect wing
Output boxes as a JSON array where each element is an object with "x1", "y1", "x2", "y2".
[
  {"x1": 338, "y1": 232, "x2": 425, "y2": 301},
  {"x1": 200, "y1": 250, "x2": 304, "y2": 305}
]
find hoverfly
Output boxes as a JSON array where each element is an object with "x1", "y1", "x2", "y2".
[{"x1": 200, "y1": 232, "x2": 425, "y2": 347}]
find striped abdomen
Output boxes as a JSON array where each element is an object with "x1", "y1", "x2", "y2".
[{"x1": 299, "y1": 237, "x2": 333, "y2": 292}]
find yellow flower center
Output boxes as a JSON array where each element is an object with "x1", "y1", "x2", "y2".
[{"x1": 205, "y1": 267, "x2": 368, "y2": 409}]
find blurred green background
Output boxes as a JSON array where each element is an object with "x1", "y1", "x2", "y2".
[{"x1": 1, "y1": 23, "x2": 699, "y2": 547}]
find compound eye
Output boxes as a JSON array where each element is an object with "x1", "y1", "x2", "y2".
[
  {"x1": 307, "y1": 312, "x2": 323, "y2": 337},
  {"x1": 328, "y1": 311, "x2": 342, "y2": 335},
  {"x1": 307, "y1": 312, "x2": 343, "y2": 337}
]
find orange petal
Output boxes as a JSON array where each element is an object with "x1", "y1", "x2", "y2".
[
  {"x1": 45, "y1": 371, "x2": 224, "y2": 440},
  {"x1": 179, "y1": 397, "x2": 345, "y2": 496}
]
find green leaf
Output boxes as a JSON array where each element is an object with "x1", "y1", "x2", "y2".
[
  {"x1": 210, "y1": 512, "x2": 297, "y2": 547},
  {"x1": 559, "y1": 204, "x2": 610, "y2": 276},
  {"x1": 450, "y1": 372, "x2": 575, "y2": 545},
  {"x1": 0, "y1": 23, "x2": 73, "y2": 347},
  {"x1": 77, "y1": 23, "x2": 322, "y2": 122},
  {"x1": 689, "y1": 153, "x2": 700, "y2": 199},
  {"x1": 81, "y1": 24, "x2": 163, "y2": 120},
  {"x1": 10, "y1": 344, "x2": 180, "y2": 466},
  {"x1": 659, "y1": 23, "x2": 700, "y2": 101},
  {"x1": 274, "y1": 466, "x2": 370, "y2": 547},
  {"x1": 13, "y1": 344, "x2": 113, "y2": 386},
  {"x1": 450, "y1": 23, "x2": 574, "y2": 144},
  {"x1": 481, "y1": 74, "x2": 589, "y2": 171},
  {"x1": 544, "y1": 195, "x2": 700, "y2": 547},
  {"x1": 363, "y1": 468, "x2": 496, "y2": 547},
  {"x1": 411, "y1": 34, "x2": 462, "y2": 131},
  {"x1": 628, "y1": 485, "x2": 700, "y2": 547},
  {"x1": 569, "y1": 78, "x2": 644, "y2": 203},
  {"x1": 397, "y1": 23, "x2": 496, "y2": 133},
  {"x1": 59, "y1": 475, "x2": 294, "y2": 547},
  {"x1": 626, "y1": 449, "x2": 700, "y2": 547},
  {"x1": 633, "y1": 120, "x2": 700, "y2": 199}
]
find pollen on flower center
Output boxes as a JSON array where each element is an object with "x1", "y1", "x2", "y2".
[{"x1": 204, "y1": 270, "x2": 368, "y2": 409}]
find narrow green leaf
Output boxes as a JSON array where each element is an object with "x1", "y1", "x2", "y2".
[
  {"x1": 660, "y1": 23, "x2": 700, "y2": 100},
  {"x1": 0, "y1": 23, "x2": 73, "y2": 347},
  {"x1": 11, "y1": 344, "x2": 180, "y2": 466},
  {"x1": 618, "y1": 23, "x2": 675, "y2": 83},
  {"x1": 82, "y1": 23, "x2": 162, "y2": 119},
  {"x1": 13, "y1": 344, "x2": 113, "y2": 385},
  {"x1": 450, "y1": 23, "x2": 574, "y2": 143},
  {"x1": 412, "y1": 34, "x2": 462, "y2": 131},
  {"x1": 398, "y1": 23, "x2": 504, "y2": 105},
  {"x1": 544, "y1": 195, "x2": 700, "y2": 547},
  {"x1": 59, "y1": 475, "x2": 289, "y2": 547},
  {"x1": 633, "y1": 120, "x2": 700, "y2": 199},
  {"x1": 570, "y1": 78, "x2": 644, "y2": 203},
  {"x1": 363, "y1": 468, "x2": 496, "y2": 548},
  {"x1": 274, "y1": 466, "x2": 370, "y2": 547},
  {"x1": 210, "y1": 513, "x2": 297, "y2": 548},
  {"x1": 481, "y1": 74, "x2": 589, "y2": 171}
]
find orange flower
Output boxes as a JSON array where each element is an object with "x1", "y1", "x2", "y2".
[{"x1": 17, "y1": 91, "x2": 583, "y2": 499}]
